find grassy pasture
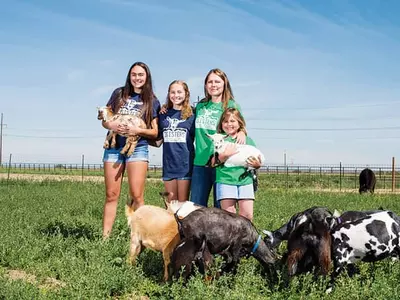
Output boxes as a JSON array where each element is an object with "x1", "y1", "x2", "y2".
[{"x1": 1, "y1": 179, "x2": 400, "y2": 299}]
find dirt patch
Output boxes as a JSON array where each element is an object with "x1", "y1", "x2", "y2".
[{"x1": 5, "y1": 269, "x2": 66, "y2": 290}]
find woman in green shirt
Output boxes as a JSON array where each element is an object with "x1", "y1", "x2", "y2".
[{"x1": 190, "y1": 68, "x2": 245, "y2": 207}]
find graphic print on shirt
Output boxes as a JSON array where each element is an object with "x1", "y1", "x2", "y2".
[
  {"x1": 118, "y1": 98, "x2": 143, "y2": 116},
  {"x1": 163, "y1": 116, "x2": 186, "y2": 143},
  {"x1": 195, "y1": 108, "x2": 219, "y2": 130}
]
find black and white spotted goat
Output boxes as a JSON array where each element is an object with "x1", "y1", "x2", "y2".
[{"x1": 326, "y1": 210, "x2": 400, "y2": 293}]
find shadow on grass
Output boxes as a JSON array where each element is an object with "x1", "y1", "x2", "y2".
[
  {"x1": 40, "y1": 221, "x2": 96, "y2": 240},
  {"x1": 138, "y1": 251, "x2": 164, "y2": 281}
]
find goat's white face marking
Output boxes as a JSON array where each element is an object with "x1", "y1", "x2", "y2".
[
  {"x1": 97, "y1": 106, "x2": 112, "y2": 121},
  {"x1": 295, "y1": 215, "x2": 308, "y2": 228},
  {"x1": 206, "y1": 133, "x2": 228, "y2": 151}
]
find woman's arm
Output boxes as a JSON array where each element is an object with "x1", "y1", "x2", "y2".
[{"x1": 236, "y1": 131, "x2": 246, "y2": 144}]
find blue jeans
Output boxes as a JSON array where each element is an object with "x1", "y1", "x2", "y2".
[{"x1": 190, "y1": 165, "x2": 219, "y2": 208}]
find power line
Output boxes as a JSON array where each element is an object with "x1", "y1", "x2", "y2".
[
  {"x1": 246, "y1": 116, "x2": 400, "y2": 122},
  {"x1": 243, "y1": 101, "x2": 400, "y2": 111},
  {"x1": 249, "y1": 126, "x2": 400, "y2": 131},
  {"x1": 4, "y1": 134, "x2": 103, "y2": 139}
]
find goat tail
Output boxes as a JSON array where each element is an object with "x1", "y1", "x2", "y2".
[{"x1": 125, "y1": 195, "x2": 136, "y2": 226}]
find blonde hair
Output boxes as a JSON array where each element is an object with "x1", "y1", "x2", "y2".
[
  {"x1": 203, "y1": 68, "x2": 235, "y2": 110},
  {"x1": 165, "y1": 80, "x2": 193, "y2": 120},
  {"x1": 217, "y1": 108, "x2": 247, "y2": 135}
]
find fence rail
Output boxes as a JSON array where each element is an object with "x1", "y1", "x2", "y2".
[{"x1": 1, "y1": 162, "x2": 399, "y2": 191}]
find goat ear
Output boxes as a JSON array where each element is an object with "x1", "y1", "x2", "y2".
[
  {"x1": 325, "y1": 216, "x2": 336, "y2": 230},
  {"x1": 333, "y1": 209, "x2": 341, "y2": 218},
  {"x1": 159, "y1": 191, "x2": 173, "y2": 209}
]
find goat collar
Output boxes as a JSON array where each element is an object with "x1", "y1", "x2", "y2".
[
  {"x1": 336, "y1": 217, "x2": 342, "y2": 224},
  {"x1": 250, "y1": 235, "x2": 262, "y2": 255}
]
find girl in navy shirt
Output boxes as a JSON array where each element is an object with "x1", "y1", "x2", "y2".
[
  {"x1": 154, "y1": 80, "x2": 195, "y2": 202},
  {"x1": 101, "y1": 62, "x2": 160, "y2": 239}
]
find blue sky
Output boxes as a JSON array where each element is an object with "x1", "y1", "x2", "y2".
[{"x1": 1, "y1": 0, "x2": 400, "y2": 166}]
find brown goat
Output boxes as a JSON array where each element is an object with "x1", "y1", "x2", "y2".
[{"x1": 125, "y1": 204, "x2": 180, "y2": 281}]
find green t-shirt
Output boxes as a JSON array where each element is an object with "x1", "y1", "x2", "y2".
[
  {"x1": 193, "y1": 99, "x2": 241, "y2": 166},
  {"x1": 215, "y1": 136, "x2": 256, "y2": 186}
]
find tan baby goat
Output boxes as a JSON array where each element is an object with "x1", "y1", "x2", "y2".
[{"x1": 97, "y1": 106, "x2": 146, "y2": 156}]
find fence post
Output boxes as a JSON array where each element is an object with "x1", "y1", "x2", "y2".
[
  {"x1": 354, "y1": 168, "x2": 357, "y2": 190},
  {"x1": 339, "y1": 162, "x2": 342, "y2": 191},
  {"x1": 286, "y1": 166, "x2": 289, "y2": 189},
  {"x1": 81, "y1": 154, "x2": 84, "y2": 182},
  {"x1": 7, "y1": 153, "x2": 12, "y2": 182},
  {"x1": 392, "y1": 157, "x2": 395, "y2": 192}
]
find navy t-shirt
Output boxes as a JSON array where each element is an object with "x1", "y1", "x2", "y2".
[
  {"x1": 106, "y1": 88, "x2": 161, "y2": 149},
  {"x1": 158, "y1": 108, "x2": 195, "y2": 179}
]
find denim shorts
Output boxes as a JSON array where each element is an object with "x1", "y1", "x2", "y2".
[
  {"x1": 216, "y1": 183, "x2": 255, "y2": 201},
  {"x1": 102, "y1": 144, "x2": 149, "y2": 163},
  {"x1": 163, "y1": 176, "x2": 191, "y2": 181}
]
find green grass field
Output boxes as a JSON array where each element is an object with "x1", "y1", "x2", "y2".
[{"x1": 1, "y1": 178, "x2": 400, "y2": 299}]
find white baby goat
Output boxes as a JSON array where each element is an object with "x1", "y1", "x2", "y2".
[
  {"x1": 97, "y1": 106, "x2": 146, "y2": 156},
  {"x1": 205, "y1": 133, "x2": 265, "y2": 172}
]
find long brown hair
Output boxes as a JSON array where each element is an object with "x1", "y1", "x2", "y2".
[
  {"x1": 217, "y1": 108, "x2": 247, "y2": 135},
  {"x1": 202, "y1": 68, "x2": 235, "y2": 110},
  {"x1": 165, "y1": 80, "x2": 193, "y2": 120},
  {"x1": 109, "y1": 62, "x2": 156, "y2": 128}
]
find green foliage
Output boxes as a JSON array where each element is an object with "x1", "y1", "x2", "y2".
[{"x1": 1, "y1": 180, "x2": 400, "y2": 299}]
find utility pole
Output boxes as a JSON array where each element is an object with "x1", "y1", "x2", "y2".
[
  {"x1": 284, "y1": 150, "x2": 287, "y2": 166},
  {"x1": 0, "y1": 113, "x2": 3, "y2": 166}
]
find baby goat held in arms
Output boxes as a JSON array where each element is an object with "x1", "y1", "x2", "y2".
[
  {"x1": 205, "y1": 133, "x2": 265, "y2": 178},
  {"x1": 97, "y1": 106, "x2": 146, "y2": 156}
]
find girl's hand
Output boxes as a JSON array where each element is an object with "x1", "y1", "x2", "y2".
[
  {"x1": 236, "y1": 131, "x2": 246, "y2": 144},
  {"x1": 120, "y1": 124, "x2": 143, "y2": 136},
  {"x1": 246, "y1": 155, "x2": 262, "y2": 169},
  {"x1": 219, "y1": 143, "x2": 239, "y2": 162},
  {"x1": 159, "y1": 105, "x2": 168, "y2": 115}
]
